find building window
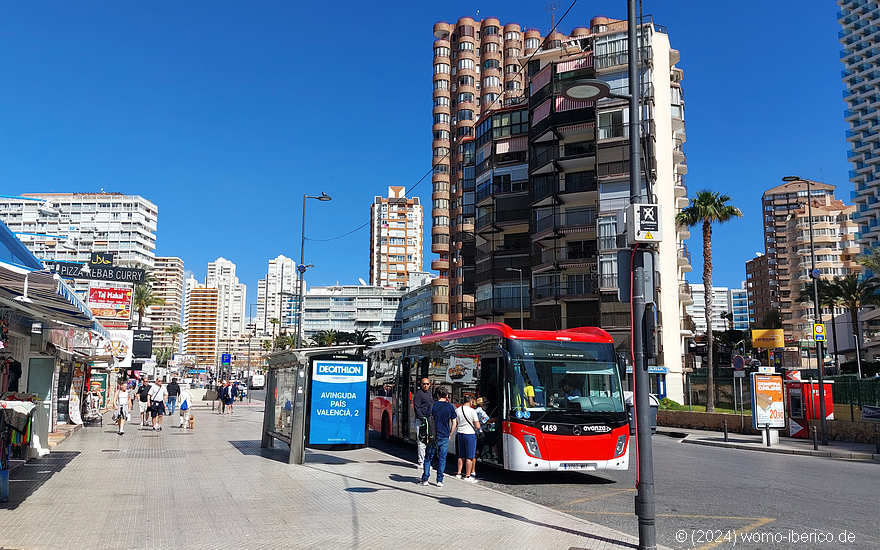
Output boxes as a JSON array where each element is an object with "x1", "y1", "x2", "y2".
[
  {"x1": 505, "y1": 48, "x2": 520, "y2": 57},
  {"x1": 433, "y1": 199, "x2": 449, "y2": 209},
  {"x1": 525, "y1": 37, "x2": 540, "y2": 50},
  {"x1": 433, "y1": 147, "x2": 449, "y2": 157},
  {"x1": 458, "y1": 58, "x2": 475, "y2": 70},
  {"x1": 434, "y1": 46, "x2": 450, "y2": 57},
  {"x1": 484, "y1": 59, "x2": 500, "y2": 70},
  {"x1": 598, "y1": 110, "x2": 625, "y2": 139},
  {"x1": 434, "y1": 63, "x2": 450, "y2": 74},
  {"x1": 458, "y1": 75, "x2": 475, "y2": 87},
  {"x1": 433, "y1": 96, "x2": 449, "y2": 107},
  {"x1": 458, "y1": 92, "x2": 474, "y2": 104},
  {"x1": 483, "y1": 42, "x2": 499, "y2": 53},
  {"x1": 483, "y1": 93, "x2": 499, "y2": 106},
  {"x1": 458, "y1": 40, "x2": 474, "y2": 51},
  {"x1": 434, "y1": 79, "x2": 449, "y2": 90},
  {"x1": 482, "y1": 25, "x2": 499, "y2": 37},
  {"x1": 483, "y1": 76, "x2": 500, "y2": 88},
  {"x1": 456, "y1": 126, "x2": 474, "y2": 138},
  {"x1": 433, "y1": 113, "x2": 450, "y2": 124},
  {"x1": 434, "y1": 216, "x2": 449, "y2": 226},
  {"x1": 505, "y1": 64, "x2": 519, "y2": 75},
  {"x1": 433, "y1": 129, "x2": 450, "y2": 140},
  {"x1": 458, "y1": 109, "x2": 474, "y2": 120},
  {"x1": 504, "y1": 31, "x2": 520, "y2": 40},
  {"x1": 505, "y1": 80, "x2": 522, "y2": 91}
]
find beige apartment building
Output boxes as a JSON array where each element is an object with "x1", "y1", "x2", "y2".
[
  {"x1": 151, "y1": 256, "x2": 184, "y2": 351},
  {"x1": 369, "y1": 186, "x2": 423, "y2": 288},
  {"x1": 184, "y1": 278, "x2": 219, "y2": 367},
  {"x1": 784, "y1": 196, "x2": 861, "y2": 340}
]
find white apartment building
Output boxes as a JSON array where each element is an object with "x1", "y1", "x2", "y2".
[
  {"x1": 369, "y1": 186, "x2": 423, "y2": 288},
  {"x1": 151, "y1": 257, "x2": 185, "y2": 351},
  {"x1": 687, "y1": 283, "x2": 733, "y2": 335},
  {"x1": 0, "y1": 192, "x2": 158, "y2": 297},
  {"x1": 206, "y1": 257, "x2": 247, "y2": 339},
  {"x1": 256, "y1": 255, "x2": 301, "y2": 337},
  {"x1": 302, "y1": 285, "x2": 403, "y2": 344}
]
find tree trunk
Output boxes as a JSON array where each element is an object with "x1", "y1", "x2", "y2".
[
  {"x1": 830, "y1": 309, "x2": 839, "y2": 371},
  {"x1": 138, "y1": 308, "x2": 144, "y2": 330},
  {"x1": 703, "y1": 219, "x2": 715, "y2": 412}
]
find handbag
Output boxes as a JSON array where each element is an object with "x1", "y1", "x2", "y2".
[{"x1": 180, "y1": 399, "x2": 189, "y2": 411}]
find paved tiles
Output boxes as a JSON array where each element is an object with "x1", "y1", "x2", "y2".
[{"x1": 0, "y1": 405, "x2": 648, "y2": 550}]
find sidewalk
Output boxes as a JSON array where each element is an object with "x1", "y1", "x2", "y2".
[
  {"x1": 0, "y1": 403, "x2": 650, "y2": 550},
  {"x1": 660, "y1": 427, "x2": 880, "y2": 463}
]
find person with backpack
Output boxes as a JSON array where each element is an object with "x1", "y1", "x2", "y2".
[
  {"x1": 454, "y1": 395, "x2": 481, "y2": 482},
  {"x1": 137, "y1": 378, "x2": 152, "y2": 426},
  {"x1": 177, "y1": 385, "x2": 193, "y2": 428},
  {"x1": 413, "y1": 377, "x2": 433, "y2": 470},
  {"x1": 421, "y1": 388, "x2": 457, "y2": 488}
]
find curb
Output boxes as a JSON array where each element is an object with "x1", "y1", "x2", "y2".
[{"x1": 680, "y1": 437, "x2": 880, "y2": 463}]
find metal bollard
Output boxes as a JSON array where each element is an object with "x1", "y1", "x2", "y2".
[
  {"x1": 811, "y1": 425, "x2": 818, "y2": 451},
  {"x1": 723, "y1": 419, "x2": 728, "y2": 442},
  {"x1": 765, "y1": 426, "x2": 771, "y2": 447}
]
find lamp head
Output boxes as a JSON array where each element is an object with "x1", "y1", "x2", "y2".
[
  {"x1": 318, "y1": 192, "x2": 332, "y2": 201},
  {"x1": 561, "y1": 78, "x2": 611, "y2": 101}
]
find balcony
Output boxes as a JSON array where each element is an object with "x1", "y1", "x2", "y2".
[
  {"x1": 532, "y1": 246, "x2": 597, "y2": 273},
  {"x1": 533, "y1": 207, "x2": 598, "y2": 239},
  {"x1": 679, "y1": 281, "x2": 693, "y2": 305},
  {"x1": 533, "y1": 281, "x2": 597, "y2": 302},
  {"x1": 599, "y1": 274, "x2": 617, "y2": 291},
  {"x1": 677, "y1": 246, "x2": 692, "y2": 273},
  {"x1": 475, "y1": 296, "x2": 525, "y2": 315}
]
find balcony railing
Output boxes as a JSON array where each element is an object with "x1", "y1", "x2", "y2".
[
  {"x1": 533, "y1": 281, "x2": 597, "y2": 300},
  {"x1": 534, "y1": 207, "x2": 597, "y2": 234},
  {"x1": 475, "y1": 296, "x2": 525, "y2": 314}
]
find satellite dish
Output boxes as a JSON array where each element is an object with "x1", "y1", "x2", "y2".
[{"x1": 358, "y1": 278, "x2": 367, "y2": 286}]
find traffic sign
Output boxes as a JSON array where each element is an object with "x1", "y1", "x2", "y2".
[
  {"x1": 732, "y1": 355, "x2": 745, "y2": 370},
  {"x1": 221, "y1": 353, "x2": 232, "y2": 365},
  {"x1": 813, "y1": 323, "x2": 826, "y2": 342}
]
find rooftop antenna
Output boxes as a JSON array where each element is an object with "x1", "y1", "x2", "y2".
[{"x1": 547, "y1": 1, "x2": 558, "y2": 30}]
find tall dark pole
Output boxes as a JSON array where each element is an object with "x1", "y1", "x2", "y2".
[
  {"x1": 628, "y1": 1, "x2": 656, "y2": 548},
  {"x1": 806, "y1": 179, "x2": 829, "y2": 445},
  {"x1": 296, "y1": 195, "x2": 307, "y2": 349},
  {"x1": 518, "y1": 269, "x2": 524, "y2": 330}
]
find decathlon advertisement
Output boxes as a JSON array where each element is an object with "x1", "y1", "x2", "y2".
[{"x1": 308, "y1": 360, "x2": 368, "y2": 446}]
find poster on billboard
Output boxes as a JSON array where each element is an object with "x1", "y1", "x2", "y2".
[
  {"x1": 104, "y1": 329, "x2": 134, "y2": 371},
  {"x1": 308, "y1": 360, "x2": 368, "y2": 447},
  {"x1": 132, "y1": 329, "x2": 153, "y2": 359},
  {"x1": 87, "y1": 285, "x2": 133, "y2": 324},
  {"x1": 751, "y1": 373, "x2": 785, "y2": 429},
  {"x1": 751, "y1": 329, "x2": 785, "y2": 349}
]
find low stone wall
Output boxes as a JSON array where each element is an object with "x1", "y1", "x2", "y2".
[
  {"x1": 658, "y1": 410, "x2": 759, "y2": 435},
  {"x1": 659, "y1": 409, "x2": 880, "y2": 443}
]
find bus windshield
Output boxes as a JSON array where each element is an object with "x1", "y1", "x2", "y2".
[{"x1": 507, "y1": 339, "x2": 624, "y2": 415}]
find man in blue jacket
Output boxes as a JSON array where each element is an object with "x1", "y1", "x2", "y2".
[{"x1": 421, "y1": 388, "x2": 457, "y2": 488}]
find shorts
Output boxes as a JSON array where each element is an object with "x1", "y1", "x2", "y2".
[
  {"x1": 150, "y1": 401, "x2": 166, "y2": 418},
  {"x1": 139, "y1": 401, "x2": 148, "y2": 414},
  {"x1": 456, "y1": 432, "x2": 477, "y2": 460}
]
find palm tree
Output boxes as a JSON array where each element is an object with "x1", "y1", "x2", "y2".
[
  {"x1": 269, "y1": 318, "x2": 280, "y2": 339},
  {"x1": 132, "y1": 283, "x2": 164, "y2": 329},
  {"x1": 720, "y1": 312, "x2": 734, "y2": 332},
  {"x1": 314, "y1": 329, "x2": 339, "y2": 347},
  {"x1": 155, "y1": 346, "x2": 173, "y2": 366},
  {"x1": 164, "y1": 324, "x2": 186, "y2": 352},
  {"x1": 261, "y1": 340, "x2": 273, "y2": 352},
  {"x1": 352, "y1": 328, "x2": 379, "y2": 347},
  {"x1": 856, "y1": 248, "x2": 880, "y2": 275},
  {"x1": 798, "y1": 279, "x2": 843, "y2": 367},
  {"x1": 832, "y1": 274, "x2": 880, "y2": 378},
  {"x1": 676, "y1": 191, "x2": 743, "y2": 412}
]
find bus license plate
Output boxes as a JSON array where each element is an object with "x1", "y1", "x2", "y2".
[{"x1": 560, "y1": 463, "x2": 596, "y2": 471}]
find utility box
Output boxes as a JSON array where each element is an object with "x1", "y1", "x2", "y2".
[
  {"x1": 784, "y1": 380, "x2": 833, "y2": 439},
  {"x1": 626, "y1": 203, "x2": 662, "y2": 244}
]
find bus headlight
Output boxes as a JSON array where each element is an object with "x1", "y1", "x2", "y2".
[
  {"x1": 523, "y1": 434, "x2": 541, "y2": 458},
  {"x1": 614, "y1": 435, "x2": 627, "y2": 457}
]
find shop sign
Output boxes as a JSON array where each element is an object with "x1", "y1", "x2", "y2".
[
  {"x1": 104, "y1": 329, "x2": 133, "y2": 371},
  {"x1": 45, "y1": 261, "x2": 145, "y2": 283},
  {"x1": 88, "y1": 286, "x2": 133, "y2": 322},
  {"x1": 88, "y1": 252, "x2": 115, "y2": 267},
  {"x1": 308, "y1": 360, "x2": 368, "y2": 446},
  {"x1": 751, "y1": 329, "x2": 785, "y2": 349},
  {"x1": 751, "y1": 373, "x2": 785, "y2": 429},
  {"x1": 132, "y1": 329, "x2": 153, "y2": 359}
]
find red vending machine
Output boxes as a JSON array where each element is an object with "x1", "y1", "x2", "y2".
[{"x1": 784, "y1": 380, "x2": 834, "y2": 438}]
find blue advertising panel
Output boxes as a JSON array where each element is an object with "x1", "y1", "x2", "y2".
[{"x1": 308, "y1": 360, "x2": 367, "y2": 445}]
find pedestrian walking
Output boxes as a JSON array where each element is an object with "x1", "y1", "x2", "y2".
[
  {"x1": 177, "y1": 385, "x2": 193, "y2": 428},
  {"x1": 137, "y1": 378, "x2": 151, "y2": 426},
  {"x1": 222, "y1": 381, "x2": 235, "y2": 415},
  {"x1": 454, "y1": 395, "x2": 481, "y2": 482},
  {"x1": 166, "y1": 377, "x2": 181, "y2": 415},
  {"x1": 218, "y1": 380, "x2": 228, "y2": 414},
  {"x1": 472, "y1": 397, "x2": 491, "y2": 478},
  {"x1": 113, "y1": 380, "x2": 132, "y2": 435},
  {"x1": 413, "y1": 377, "x2": 433, "y2": 470},
  {"x1": 148, "y1": 378, "x2": 169, "y2": 431},
  {"x1": 421, "y1": 388, "x2": 457, "y2": 488}
]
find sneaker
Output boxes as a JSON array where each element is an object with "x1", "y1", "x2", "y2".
[
  {"x1": 436, "y1": 481, "x2": 444, "y2": 488},
  {"x1": 455, "y1": 474, "x2": 463, "y2": 479},
  {"x1": 466, "y1": 477, "x2": 478, "y2": 484},
  {"x1": 421, "y1": 480, "x2": 429, "y2": 486}
]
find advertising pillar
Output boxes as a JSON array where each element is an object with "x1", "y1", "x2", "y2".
[{"x1": 307, "y1": 359, "x2": 368, "y2": 451}]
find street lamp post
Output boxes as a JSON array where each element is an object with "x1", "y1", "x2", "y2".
[
  {"x1": 295, "y1": 193, "x2": 331, "y2": 349},
  {"x1": 505, "y1": 267, "x2": 524, "y2": 329},
  {"x1": 782, "y1": 176, "x2": 829, "y2": 445},
  {"x1": 559, "y1": 3, "x2": 657, "y2": 547}
]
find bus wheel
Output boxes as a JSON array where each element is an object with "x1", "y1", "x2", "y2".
[{"x1": 381, "y1": 414, "x2": 391, "y2": 440}]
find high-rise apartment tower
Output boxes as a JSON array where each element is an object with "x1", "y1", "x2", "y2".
[
  {"x1": 151, "y1": 256, "x2": 185, "y2": 350},
  {"x1": 369, "y1": 186, "x2": 423, "y2": 288},
  {"x1": 206, "y1": 257, "x2": 247, "y2": 339},
  {"x1": 183, "y1": 276, "x2": 219, "y2": 367}
]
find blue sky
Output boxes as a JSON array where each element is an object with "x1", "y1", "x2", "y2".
[{"x1": 1, "y1": 1, "x2": 849, "y2": 304}]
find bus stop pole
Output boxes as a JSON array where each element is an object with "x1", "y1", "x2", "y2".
[{"x1": 627, "y1": 1, "x2": 656, "y2": 546}]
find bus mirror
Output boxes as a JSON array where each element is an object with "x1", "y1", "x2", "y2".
[{"x1": 616, "y1": 353, "x2": 627, "y2": 381}]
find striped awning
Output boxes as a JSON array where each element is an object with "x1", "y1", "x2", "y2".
[
  {"x1": 556, "y1": 54, "x2": 593, "y2": 73},
  {"x1": 558, "y1": 122, "x2": 595, "y2": 137}
]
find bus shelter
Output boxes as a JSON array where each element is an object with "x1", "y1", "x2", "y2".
[{"x1": 261, "y1": 346, "x2": 367, "y2": 465}]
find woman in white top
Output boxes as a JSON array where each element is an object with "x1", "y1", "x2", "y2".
[
  {"x1": 454, "y1": 396, "x2": 481, "y2": 483},
  {"x1": 177, "y1": 386, "x2": 193, "y2": 428},
  {"x1": 113, "y1": 381, "x2": 132, "y2": 435},
  {"x1": 472, "y1": 397, "x2": 491, "y2": 478}
]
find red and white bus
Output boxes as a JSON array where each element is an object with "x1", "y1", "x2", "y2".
[{"x1": 367, "y1": 323, "x2": 629, "y2": 472}]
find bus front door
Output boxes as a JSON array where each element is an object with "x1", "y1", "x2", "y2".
[{"x1": 478, "y1": 356, "x2": 503, "y2": 466}]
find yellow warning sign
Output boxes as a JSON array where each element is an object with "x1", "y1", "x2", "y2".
[{"x1": 644, "y1": 232, "x2": 654, "y2": 240}]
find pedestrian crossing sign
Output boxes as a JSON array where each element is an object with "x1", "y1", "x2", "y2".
[{"x1": 813, "y1": 323, "x2": 826, "y2": 342}]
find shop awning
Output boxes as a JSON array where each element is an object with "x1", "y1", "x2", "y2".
[{"x1": 0, "y1": 262, "x2": 108, "y2": 337}]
